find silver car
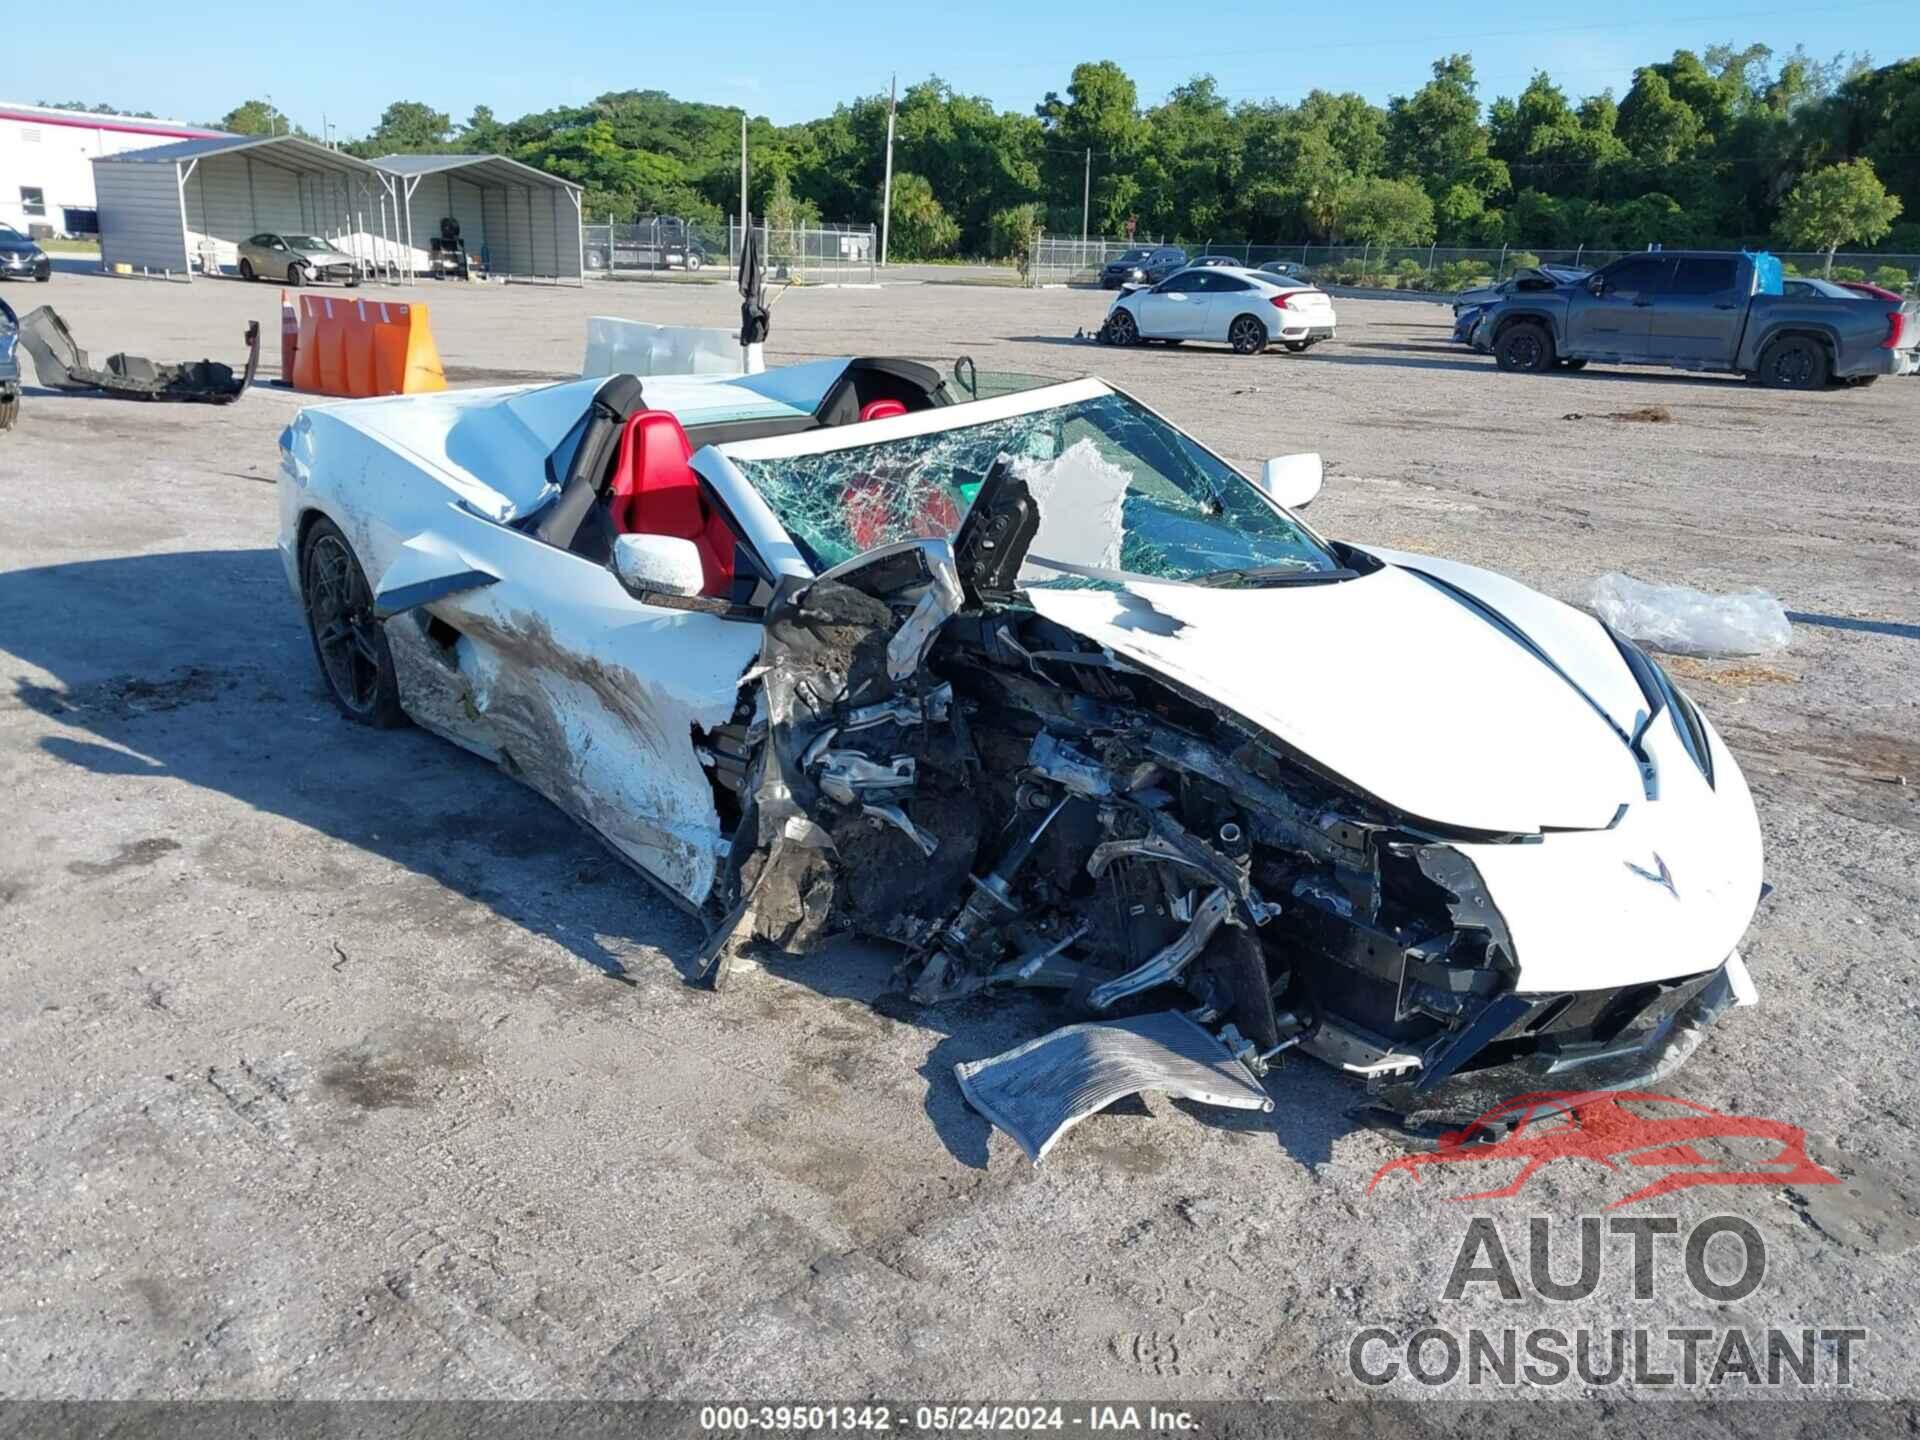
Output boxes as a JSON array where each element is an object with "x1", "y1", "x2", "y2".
[{"x1": 237, "y1": 232, "x2": 359, "y2": 287}]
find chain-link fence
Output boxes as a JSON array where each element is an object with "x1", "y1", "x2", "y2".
[
  {"x1": 583, "y1": 216, "x2": 730, "y2": 277},
  {"x1": 1028, "y1": 236, "x2": 1920, "y2": 294},
  {"x1": 730, "y1": 220, "x2": 877, "y2": 285},
  {"x1": 584, "y1": 218, "x2": 880, "y2": 285}
]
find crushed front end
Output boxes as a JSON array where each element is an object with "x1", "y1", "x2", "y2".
[{"x1": 695, "y1": 457, "x2": 1758, "y2": 1160}]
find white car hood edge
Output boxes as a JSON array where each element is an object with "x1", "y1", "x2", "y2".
[{"x1": 1024, "y1": 565, "x2": 1648, "y2": 835}]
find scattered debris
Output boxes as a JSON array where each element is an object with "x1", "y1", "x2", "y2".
[
  {"x1": 955, "y1": 1011, "x2": 1275, "y2": 1163},
  {"x1": 1582, "y1": 572, "x2": 1792, "y2": 657},
  {"x1": 17, "y1": 306, "x2": 259, "y2": 404},
  {"x1": 1662, "y1": 657, "x2": 1797, "y2": 689},
  {"x1": 1562, "y1": 405, "x2": 1673, "y2": 423}
]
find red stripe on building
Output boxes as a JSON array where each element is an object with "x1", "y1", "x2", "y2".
[{"x1": 0, "y1": 110, "x2": 226, "y2": 140}]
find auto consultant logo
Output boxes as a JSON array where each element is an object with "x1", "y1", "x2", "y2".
[
  {"x1": 1347, "y1": 1214, "x2": 1869, "y2": 1390},
  {"x1": 1367, "y1": 1089, "x2": 1840, "y2": 1209},
  {"x1": 1355, "y1": 1091, "x2": 1864, "y2": 1392}
]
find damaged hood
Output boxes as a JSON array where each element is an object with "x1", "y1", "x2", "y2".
[{"x1": 1025, "y1": 566, "x2": 1645, "y2": 834}]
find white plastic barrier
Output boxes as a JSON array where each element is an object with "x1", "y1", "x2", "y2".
[{"x1": 581, "y1": 316, "x2": 745, "y2": 379}]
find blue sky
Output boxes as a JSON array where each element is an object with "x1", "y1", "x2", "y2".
[{"x1": 19, "y1": 0, "x2": 1915, "y2": 135}]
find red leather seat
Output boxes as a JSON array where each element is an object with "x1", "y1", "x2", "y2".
[
  {"x1": 607, "y1": 410, "x2": 736, "y2": 598},
  {"x1": 858, "y1": 398, "x2": 908, "y2": 421}
]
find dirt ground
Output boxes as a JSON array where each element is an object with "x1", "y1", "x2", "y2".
[{"x1": 2, "y1": 264, "x2": 1917, "y2": 1405}]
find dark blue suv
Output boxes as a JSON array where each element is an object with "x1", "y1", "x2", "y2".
[{"x1": 1101, "y1": 245, "x2": 1188, "y2": 289}]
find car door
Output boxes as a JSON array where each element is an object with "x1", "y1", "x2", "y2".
[
  {"x1": 1571, "y1": 256, "x2": 1671, "y2": 354},
  {"x1": 1566, "y1": 255, "x2": 1671, "y2": 357},
  {"x1": 1648, "y1": 256, "x2": 1745, "y2": 364},
  {"x1": 388, "y1": 506, "x2": 765, "y2": 907},
  {"x1": 1134, "y1": 270, "x2": 1207, "y2": 338},
  {"x1": 1201, "y1": 273, "x2": 1261, "y2": 340}
]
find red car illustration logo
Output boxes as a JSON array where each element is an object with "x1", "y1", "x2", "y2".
[{"x1": 1368, "y1": 1090, "x2": 1840, "y2": 1209}]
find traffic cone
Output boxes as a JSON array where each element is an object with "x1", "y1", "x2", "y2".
[{"x1": 280, "y1": 290, "x2": 299, "y2": 384}]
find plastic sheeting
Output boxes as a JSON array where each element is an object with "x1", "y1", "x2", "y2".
[
  {"x1": 1581, "y1": 572, "x2": 1792, "y2": 658},
  {"x1": 581, "y1": 315, "x2": 744, "y2": 379}
]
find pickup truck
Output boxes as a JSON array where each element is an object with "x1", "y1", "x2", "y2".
[{"x1": 1472, "y1": 250, "x2": 1918, "y2": 388}]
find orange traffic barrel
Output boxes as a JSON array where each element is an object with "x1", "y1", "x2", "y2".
[{"x1": 290, "y1": 295, "x2": 446, "y2": 398}]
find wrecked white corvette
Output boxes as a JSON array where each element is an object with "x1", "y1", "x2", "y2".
[{"x1": 277, "y1": 357, "x2": 1764, "y2": 1159}]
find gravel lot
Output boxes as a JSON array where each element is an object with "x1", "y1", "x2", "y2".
[{"x1": 2, "y1": 265, "x2": 1917, "y2": 1405}]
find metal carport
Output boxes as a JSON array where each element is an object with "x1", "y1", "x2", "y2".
[
  {"x1": 372, "y1": 154, "x2": 584, "y2": 283},
  {"x1": 92, "y1": 135, "x2": 403, "y2": 281}
]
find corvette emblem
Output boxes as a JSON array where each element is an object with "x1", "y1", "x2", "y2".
[{"x1": 1626, "y1": 852, "x2": 1679, "y2": 898}]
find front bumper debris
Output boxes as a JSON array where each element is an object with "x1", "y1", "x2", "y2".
[
  {"x1": 955, "y1": 1010, "x2": 1274, "y2": 1163},
  {"x1": 16, "y1": 305, "x2": 259, "y2": 403},
  {"x1": 1361, "y1": 953, "x2": 1754, "y2": 1138}
]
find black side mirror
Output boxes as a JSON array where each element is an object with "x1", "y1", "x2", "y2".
[{"x1": 1587, "y1": 274, "x2": 1606, "y2": 296}]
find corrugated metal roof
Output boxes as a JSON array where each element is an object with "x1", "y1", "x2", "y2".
[
  {"x1": 94, "y1": 133, "x2": 380, "y2": 177},
  {"x1": 373, "y1": 153, "x2": 580, "y2": 193}
]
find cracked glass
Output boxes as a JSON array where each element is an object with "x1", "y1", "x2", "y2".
[{"x1": 730, "y1": 393, "x2": 1340, "y2": 582}]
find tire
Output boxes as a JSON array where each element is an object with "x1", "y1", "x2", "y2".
[
  {"x1": 1105, "y1": 307, "x2": 1140, "y2": 346},
  {"x1": 239, "y1": 259, "x2": 255, "y2": 281},
  {"x1": 1228, "y1": 314, "x2": 1269, "y2": 355},
  {"x1": 686, "y1": 253, "x2": 704, "y2": 272},
  {"x1": 1283, "y1": 340, "x2": 1309, "y2": 353},
  {"x1": 301, "y1": 518, "x2": 407, "y2": 728},
  {"x1": 286, "y1": 263, "x2": 305, "y2": 287},
  {"x1": 345, "y1": 274, "x2": 361, "y2": 288},
  {"x1": 1494, "y1": 321, "x2": 1555, "y2": 372},
  {"x1": 0, "y1": 388, "x2": 18, "y2": 432},
  {"x1": 1561, "y1": 358, "x2": 1588, "y2": 371},
  {"x1": 1757, "y1": 335, "x2": 1828, "y2": 390},
  {"x1": 1850, "y1": 375, "x2": 1879, "y2": 388},
  {"x1": 34, "y1": 272, "x2": 49, "y2": 283}
]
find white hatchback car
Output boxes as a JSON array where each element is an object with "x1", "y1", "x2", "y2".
[{"x1": 1104, "y1": 265, "x2": 1337, "y2": 354}]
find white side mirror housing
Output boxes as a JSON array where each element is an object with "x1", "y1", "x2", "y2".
[
  {"x1": 1259, "y1": 453, "x2": 1323, "y2": 509},
  {"x1": 612, "y1": 533, "x2": 705, "y2": 599}
]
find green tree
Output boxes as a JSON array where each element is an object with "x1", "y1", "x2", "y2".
[
  {"x1": 989, "y1": 202, "x2": 1045, "y2": 264},
  {"x1": 1386, "y1": 56, "x2": 1503, "y2": 207},
  {"x1": 458, "y1": 106, "x2": 503, "y2": 153},
  {"x1": 365, "y1": 101, "x2": 452, "y2": 154},
  {"x1": 1337, "y1": 176, "x2": 1435, "y2": 247},
  {"x1": 885, "y1": 172, "x2": 960, "y2": 258},
  {"x1": 1777, "y1": 158, "x2": 1903, "y2": 272},
  {"x1": 220, "y1": 99, "x2": 289, "y2": 136},
  {"x1": 1036, "y1": 61, "x2": 1143, "y2": 235}
]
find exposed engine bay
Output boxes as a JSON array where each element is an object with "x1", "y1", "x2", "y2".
[{"x1": 694, "y1": 463, "x2": 1742, "y2": 1156}]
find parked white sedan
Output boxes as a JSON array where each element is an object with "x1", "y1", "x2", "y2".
[{"x1": 1103, "y1": 266, "x2": 1337, "y2": 354}]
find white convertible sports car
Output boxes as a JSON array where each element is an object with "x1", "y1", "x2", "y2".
[
  {"x1": 277, "y1": 356, "x2": 1762, "y2": 1158},
  {"x1": 1102, "y1": 265, "x2": 1338, "y2": 354}
]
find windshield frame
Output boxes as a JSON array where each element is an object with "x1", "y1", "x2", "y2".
[{"x1": 701, "y1": 375, "x2": 1341, "y2": 584}]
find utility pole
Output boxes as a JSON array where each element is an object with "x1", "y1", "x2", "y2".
[
  {"x1": 880, "y1": 73, "x2": 897, "y2": 268},
  {"x1": 739, "y1": 112, "x2": 749, "y2": 260},
  {"x1": 1081, "y1": 147, "x2": 1091, "y2": 244}
]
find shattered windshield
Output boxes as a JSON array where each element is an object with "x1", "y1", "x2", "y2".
[{"x1": 729, "y1": 392, "x2": 1341, "y2": 583}]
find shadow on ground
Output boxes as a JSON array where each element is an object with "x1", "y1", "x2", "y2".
[{"x1": 0, "y1": 546, "x2": 1372, "y2": 1171}]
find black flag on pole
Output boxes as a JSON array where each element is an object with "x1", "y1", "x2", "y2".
[{"x1": 738, "y1": 220, "x2": 768, "y2": 347}]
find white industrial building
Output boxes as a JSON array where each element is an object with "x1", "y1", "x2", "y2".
[
  {"x1": 91, "y1": 136, "x2": 584, "y2": 282},
  {"x1": 0, "y1": 102, "x2": 228, "y2": 234}
]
